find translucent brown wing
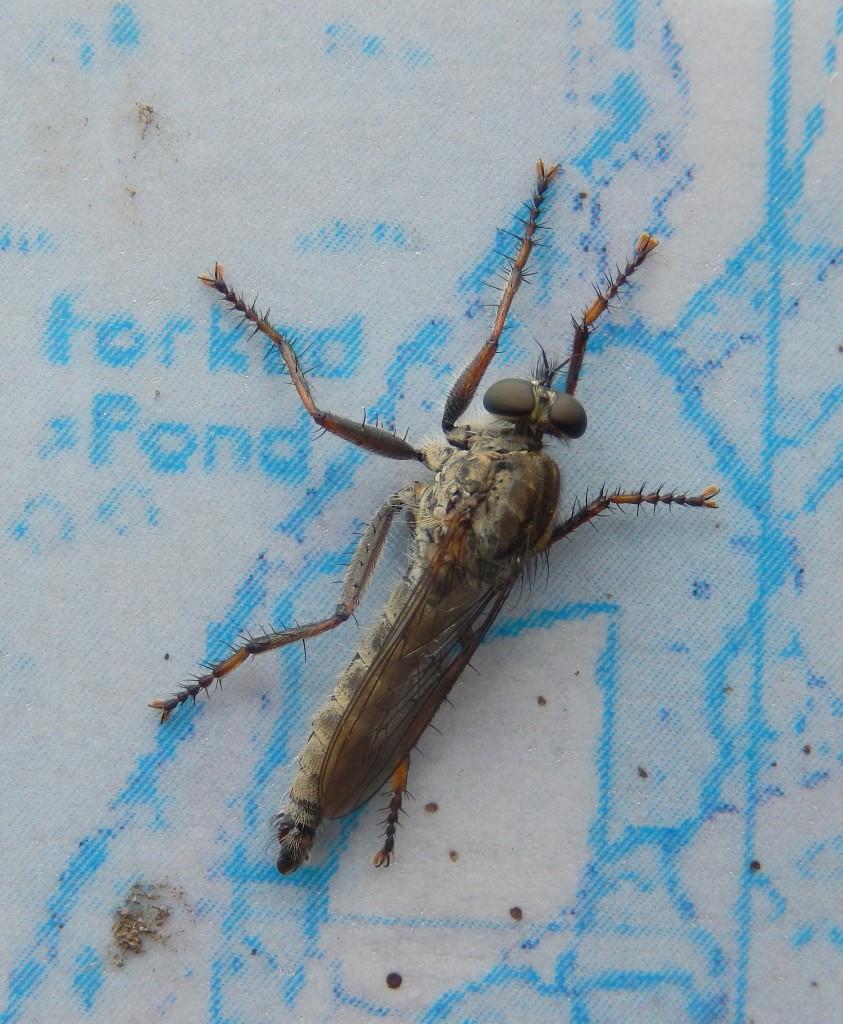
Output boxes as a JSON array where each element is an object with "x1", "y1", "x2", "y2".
[{"x1": 318, "y1": 515, "x2": 518, "y2": 819}]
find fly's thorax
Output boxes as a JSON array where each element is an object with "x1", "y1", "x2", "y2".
[{"x1": 415, "y1": 440, "x2": 560, "y2": 580}]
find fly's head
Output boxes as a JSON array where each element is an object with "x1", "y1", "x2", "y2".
[{"x1": 482, "y1": 354, "x2": 587, "y2": 445}]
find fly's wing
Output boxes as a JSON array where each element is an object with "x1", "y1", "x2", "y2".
[{"x1": 318, "y1": 515, "x2": 518, "y2": 819}]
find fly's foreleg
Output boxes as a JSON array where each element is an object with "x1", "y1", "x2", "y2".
[
  {"x1": 200, "y1": 263, "x2": 423, "y2": 462},
  {"x1": 442, "y1": 160, "x2": 560, "y2": 431},
  {"x1": 563, "y1": 232, "x2": 659, "y2": 397},
  {"x1": 373, "y1": 759, "x2": 410, "y2": 867},
  {"x1": 549, "y1": 484, "x2": 720, "y2": 546},
  {"x1": 150, "y1": 488, "x2": 411, "y2": 722}
]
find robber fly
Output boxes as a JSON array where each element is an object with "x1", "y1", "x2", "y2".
[{"x1": 151, "y1": 161, "x2": 719, "y2": 874}]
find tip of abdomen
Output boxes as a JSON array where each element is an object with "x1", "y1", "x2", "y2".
[{"x1": 275, "y1": 815, "x2": 317, "y2": 875}]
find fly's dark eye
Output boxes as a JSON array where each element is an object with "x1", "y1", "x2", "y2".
[
  {"x1": 549, "y1": 393, "x2": 587, "y2": 438},
  {"x1": 483, "y1": 379, "x2": 535, "y2": 418}
]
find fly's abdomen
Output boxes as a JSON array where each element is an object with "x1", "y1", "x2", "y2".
[
  {"x1": 276, "y1": 449, "x2": 559, "y2": 873},
  {"x1": 274, "y1": 577, "x2": 413, "y2": 874}
]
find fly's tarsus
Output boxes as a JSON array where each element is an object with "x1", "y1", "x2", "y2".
[
  {"x1": 373, "y1": 758, "x2": 410, "y2": 867},
  {"x1": 550, "y1": 485, "x2": 720, "y2": 546},
  {"x1": 564, "y1": 231, "x2": 659, "y2": 397}
]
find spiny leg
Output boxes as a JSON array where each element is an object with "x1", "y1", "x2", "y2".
[
  {"x1": 550, "y1": 484, "x2": 720, "y2": 546},
  {"x1": 200, "y1": 264, "x2": 423, "y2": 462},
  {"x1": 373, "y1": 759, "x2": 410, "y2": 867},
  {"x1": 150, "y1": 487, "x2": 411, "y2": 722},
  {"x1": 564, "y1": 232, "x2": 659, "y2": 397},
  {"x1": 442, "y1": 160, "x2": 560, "y2": 432}
]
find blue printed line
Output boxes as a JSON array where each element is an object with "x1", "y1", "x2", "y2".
[
  {"x1": 108, "y1": 4, "x2": 142, "y2": 51},
  {"x1": 0, "y1": 224, "x2": 58, "y2": 253},
  {"x1": 803, "y1": 442, "x2": 843, "y2": 513},
  {"x1": 732, "y1": 4, "x2": 791, "y2": 1022}
]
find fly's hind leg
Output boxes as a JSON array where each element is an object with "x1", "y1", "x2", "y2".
[
  {"x1": 549, "y1": 484, "x2": 720, "y2": 546},
  {"x1": 276, "y1": 760, "x2": 412, "y2": 874},
  {"x1": 373, "y1": 759, "x2": 410, "y2": 867},
  {"x1": 200, "y1": 263, "x2": 423, "y2": 462},
  {"x1": 150, "y1": 486, "x2": 415, "y2": 722}
]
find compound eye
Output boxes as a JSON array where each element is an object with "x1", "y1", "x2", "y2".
[
  {"x1": 549, "y1": 393, "x2": 587, "y2": 438},
  {"x1": 483, "y1": 379, "x2": 535, "y2": 418}
]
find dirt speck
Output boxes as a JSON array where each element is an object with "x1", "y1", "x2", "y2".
[
  {"x1": 111, "y1": 881, "x2": 189, "y2": 966},
  {"x1": 136, "y1": 103, "x2": 158, "y2": 139},
  {"x1": 386, "y1": 971, "x2": 403, "y2": 989}
]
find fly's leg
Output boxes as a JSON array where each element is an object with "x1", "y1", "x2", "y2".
[
  {"x1": 373, "y1": 759, "x2": 410, "y2": 867},
  {"x1": 442, "y1": 160, "x2": 560, "y2": 431},
  {"x1": 200, "y1": 264, "x2": 423, "y2": 462},
  {"x1": 549, "y1": 484, "x2": 720, "y2": 546},
  {"x1": 563, "y1": 232, "x2": 659, "y2": 397},
  {"x1": 150, "y1": 487, "x2": 412, "y2": 722}
]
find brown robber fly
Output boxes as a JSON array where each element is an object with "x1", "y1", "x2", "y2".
[{"x1": 151, "y1": 161, "x2": 719, "y2": 874}]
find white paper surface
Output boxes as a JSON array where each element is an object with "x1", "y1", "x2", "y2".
[{"x1": 2, "y1": 2, "x2": 841, "y2": 1022}]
